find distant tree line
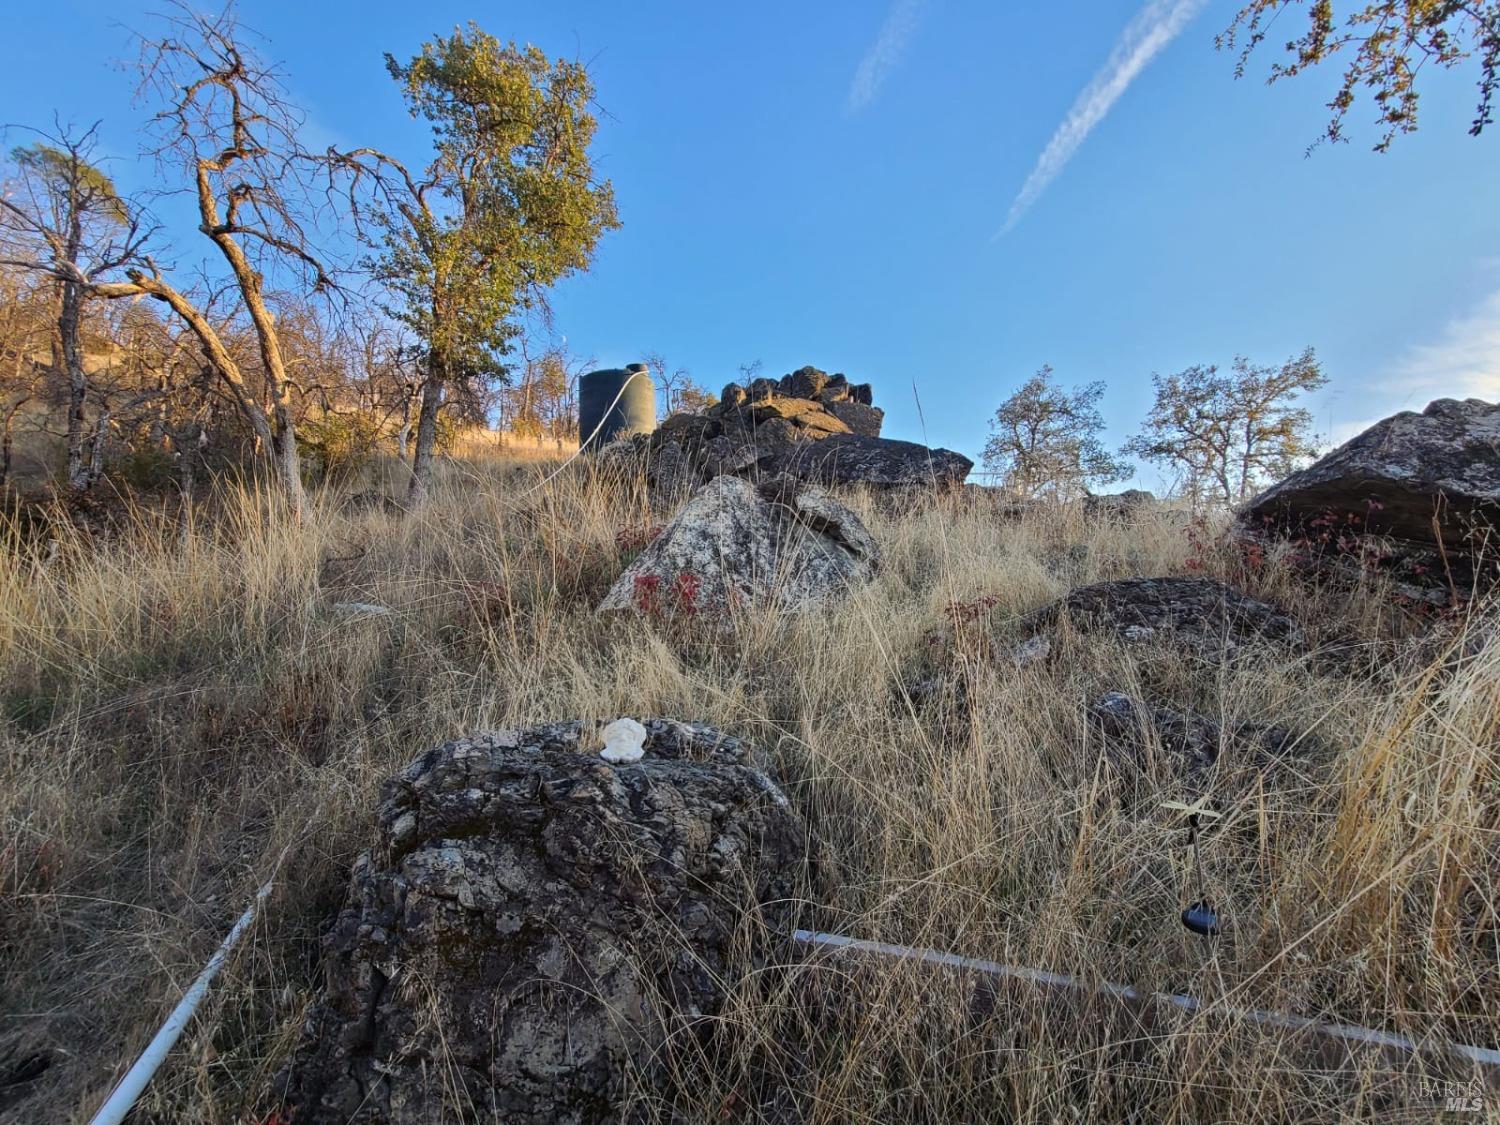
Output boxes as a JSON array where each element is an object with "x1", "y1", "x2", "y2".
[{"x1": 982, "y1": 349, "x2": 1327, "y2": 507}]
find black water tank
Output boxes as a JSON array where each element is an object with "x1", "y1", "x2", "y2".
[{"x1": 579, "y1": 364, "x2": 656, "y2": 449}]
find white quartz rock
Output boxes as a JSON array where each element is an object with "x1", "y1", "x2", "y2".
[{"x1": 599, "y1": 717, "x2": 647, "y2": 764}]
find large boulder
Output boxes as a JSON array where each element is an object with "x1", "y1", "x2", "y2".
[
  {"x1": 1241, "y1": 398, "x2": 1500, "y2": 600},
  {"x1": 755, "y1": 433, "x2": 972, "y2": 490},
  {"x1": 605, "y1": 365, "x2": 971, "y2": 491},
  {"x1": 1023, "y1": 577, "x2": 1302, "y2": 655},
  {"x1": 825, "y1": 400, "x2": 885, "y2": 438},
  {"x1": 1084, "y1": 489, "x2": 1156, "y2": 518},
  {"x1": 1089, "y1": 691, "x2": 1307, "y2": 782},
  {"x1": 782, "y1": 365, "x2": 830, "y2": 400},
  {"x1": 598, "y1": 475, "x2": 878, "y2": 615},
  {"x1": 282, "y1": 719, "x2": 811, "y2": 1124}
]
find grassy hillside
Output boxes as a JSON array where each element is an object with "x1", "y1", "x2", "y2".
[{"x1": 0, "y1": 448, "x2": 1494, "y2": 1122}]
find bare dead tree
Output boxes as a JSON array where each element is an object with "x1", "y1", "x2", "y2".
[
  {"x1": 78, "y1": 298, "x2": 211, "y2": 489},
  {"x1": 344, "y1": 318, "x2": 423, "y2": 455},
  {"x1": 117, "y1": 3, "x2": 359, "y2": 519}
]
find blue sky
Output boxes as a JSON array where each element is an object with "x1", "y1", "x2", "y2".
[{"x1": 4, "y1": 0, "x2": 1498, "y2": 485}]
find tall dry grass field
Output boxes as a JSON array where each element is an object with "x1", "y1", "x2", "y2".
[{"x1": 0, "y1": 448, "x2": 1495, "y2": 1122}]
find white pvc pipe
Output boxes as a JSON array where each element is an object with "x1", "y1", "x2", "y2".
[
  {"x1": 523, "y1": 368, "x2": 650, "y2": 495},
  {"x1": 791, "y1": 929, "x2": 1500, "y2": 1074},
  {"x1": 89, "y1": 878, "x2": 276, "y2": 1125},
  {"x1": 86, "y1": 875, "x2": 1495, "y2": 1125}
]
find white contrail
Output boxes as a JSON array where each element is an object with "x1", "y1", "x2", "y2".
[
  {"x1": 848, "y1": 0, "x2": 926, "y2": 112},
  {"x1": 999, "y1": 0, "x2": 1207, "y2": 236}
]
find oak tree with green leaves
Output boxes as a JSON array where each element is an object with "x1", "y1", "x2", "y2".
[
  {"x1": 982, "y1": 366, "x2": 1131, "y2": 500},
  {"x1": 1222, "y1": 1, "x2": 1500, "y2": 150},
  {"x1": 1124, "y1": 348, "x2": 1327, "y2": 506},
  {"x1": 376, "y1": 26, "x2": 620, "y2": 503}
]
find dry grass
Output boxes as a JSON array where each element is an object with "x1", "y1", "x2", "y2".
[{"x1": 0, "y1": 449, "x2": 1495, "y2": 1122}]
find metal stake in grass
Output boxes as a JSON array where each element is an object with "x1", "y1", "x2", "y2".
[{"x1": 1164, "y1": 798, "x2": 1223, "y2": 938}]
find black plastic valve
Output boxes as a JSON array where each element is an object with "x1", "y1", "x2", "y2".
[{"x1": 1181, "y1": 900, "x2": 1222, "y2": 936}]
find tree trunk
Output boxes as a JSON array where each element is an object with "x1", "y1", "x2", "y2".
[
  {"x1": 86, "y1": 408, "x2": 112, "y2": 486},
  {"x1": 1, "y1": 397, "x2": 28, "y2": 488},
  {"x1": 192, "y1": 161, "x2": 307, "y2": 519},
  {"x1": 407, "y1": 358, "x2": 444, "y2": 505},
  {"x1": 60, "y1": 280, "x2": 91, "y2": 491},
  {"x1": 150, "y1": 369, "x2": 169, "y2": 450},
  {"x1": 95, "y1": 273, "x2": 304, "y2": 516},
  {"x1": 396, "y1": 388, "x2": 413, "y2": 461},
  {"x1": 270, "y1": 394, "x2": 305, "y2": 522}
]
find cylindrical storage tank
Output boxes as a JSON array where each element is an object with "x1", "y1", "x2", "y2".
[{"x1": 579, "y1": 363, "x2": 656, "y2": 449}]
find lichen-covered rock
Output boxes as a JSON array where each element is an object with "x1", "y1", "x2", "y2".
[
  {"x1": 282, "y1": 719, "x2": 811, "y2": 1124},
  {"x1": 754, "y1": 434, "x2": 972, "y2": 490},
  {"x1": 750, "y1": 396, "x2": 827, "y2": 423},
  {"x1": 1089, "y1": 691, "x2": 1306, "y2": 780},
  {"x1": 791, "y1": 409, "x2": 854, "y2": 436},
  {"x1": 825, "y1": 400, "x2": 885, "y2": 438},
  {"x1": 1244, "y1": 398, "x2": 1500, "y2": 543},
  {"x1": 815, "y1": 372, "x2": 850, "y2": 402},
  {"x1": 783, "y1": 365, "x2": 830, "y2": 400},
  {"x1": 1241, "y1": 398, "x2": 1500, "y2": 600},
  {"x1": 1025, "y1": 577, "x2": 1302, "y2": 654},
  {"x1": 1084, "y1": 489, "x2": 1156, "y2": 517},
  {"x1": 598, "y1": 475, "x2": 878, "y2": 615}
]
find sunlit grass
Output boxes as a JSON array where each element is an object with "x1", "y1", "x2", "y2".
[{"x1": 0, "y1": 451, "x2": 1493, "y2": 1121}]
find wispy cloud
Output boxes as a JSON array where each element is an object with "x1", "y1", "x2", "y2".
[
  {"x1": 1324, "y1": 287, "x2": 1500, "y2": 447},
  {"x1": 998, "y1": 0, "x2": 1207, "y2": 237},
  {"x1": 1380, "y1": 288, "x2": 1500, "y2": 400},
  {"x1": 847, "y1": 0, "x2": 926, "y2": 112}
]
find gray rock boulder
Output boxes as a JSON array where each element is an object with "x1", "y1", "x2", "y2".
[
  {"x1": 1084, "y1": 489, "x2": 1156, "y2": 517},
  {"x1": 1089, "y1": 691, "x2": 1307, "y2": 781},
  {"x1": 1241, "y1": 398, "x2": 1500, "y2": 599},
  {"x1": 598, "y1": 475, "x2": 879, "y2": 615},
  {"x1": 825, "y1": 400, "x2": 885, "y2": 438},
  {"x1": 754, "y1": 434, "x2": 972, "y2": 490},
  {"x1": 1025, "y1": 577, "x2": 1302, "y2": 655},
  {"x1": 783, "y1": 365, "x2": 830, "y2": 400},
  {"x1": 815, "y1": 372, "x2": 850, "y2": 402},
  {"x1": 282, "y1": 719, "x2": 811, "y2": 1124}
]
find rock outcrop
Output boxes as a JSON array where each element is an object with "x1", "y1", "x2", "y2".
[
  {"x1": 1241, "y1": 398, "x2": 1500, "y2": 602},
  {"x1": 282, "y1": 719, "x2": 811, "y2": 1124},
  {"x1": 1024, "y1": 577, "x2": 1302, "y2": 655},
  {"x1": 1089, "y1": 691, "x2": 1307, "y2": 781},
  {"x1": 1084, "y1": 489, "x2": 1156, "y2": 518},
  {"x1": 970, "y1": 487, "x2": 1160, "y2": 525},
  {"x1": 602, "y1": 365, "x2": 972, "y2": 492},
  {"x1": 598, "y1": 475, "x2": 879, "y2": 616},
  {"x1": 751, "y1": 433, "x2": 974, "y2": 491}
]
